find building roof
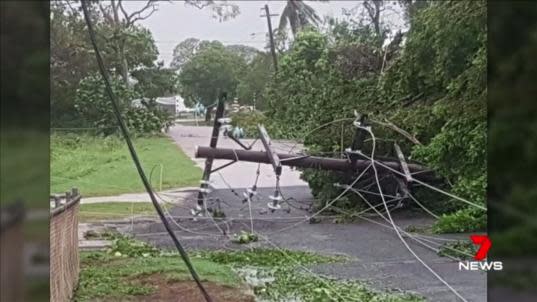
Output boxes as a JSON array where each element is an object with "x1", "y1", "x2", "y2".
[{"x1": 155, "y1": 97, "x2": 176, "y2": 106}]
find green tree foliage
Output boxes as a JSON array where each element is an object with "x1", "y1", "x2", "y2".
[
  {"x1": 170, "y1": 39, "x2": 223, "y2": 71},
  {"x1": 224, "y1": 44, "x2": 260, "y2": 64},
  {"x1": 265, "y1": 1, "x2": 487, "y2": 232},
  {"x1": 171, "y1": 38, "x2": 259, "y2": 71},
  {"x1": 178, "y1": 42, "x2": 246, "y2": 119},
  {"x1": 131, "y1": 63, "x2": 179, "y2": 99},
  {"x1": 74, "y1": 74, "x2": 171, "y2": 135},
  {"x1": 170, "y1": 38, "x2": 203, "y2": 71},
  {"x1": 51, "y1": 0, "x2": 244, "y2": 127},
  {"x1": 51, "y1": 1, "x2": 98, "y2": 126},
  {"x1": 89, "y1": 1, "x2": 161, "y2": 85},
  {"x1": 107, "y1": 25, "x2": 159, "y2": 76},
  {"x1": 50, "y1": 1, "x2": 158, "y2": 126},
  {"x1": 236, "y1": 52, "x2": 274, "y2": 110}
]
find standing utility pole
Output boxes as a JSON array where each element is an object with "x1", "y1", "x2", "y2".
[
  {"x1": 261, "y1": 4, "x2": 278, "y2": 73},
  {"x1": 197, "y1": 92, "x2": 227, "y2": 207}
]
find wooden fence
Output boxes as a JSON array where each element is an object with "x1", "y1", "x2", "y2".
[{"x1": 50, "y1": 188, "x2": 81, "y2": 302}]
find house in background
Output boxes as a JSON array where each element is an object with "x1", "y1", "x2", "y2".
[
  {"x1": 131, "y1": 97, "x2": 146, "y2": 108},
  {"x1": 154, "y1": 96, "x2": 176, "y2": 115},
  {"x1": 131, "y1": 95, "x2": 193, "y2": 117},
  {"x1": 173, "y1": 95, "x2": 194, "y2": 115}
]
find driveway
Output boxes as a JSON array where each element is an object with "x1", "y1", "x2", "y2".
[{"x1": 166, "y1": 125, "x2": 307, "y2": 189}]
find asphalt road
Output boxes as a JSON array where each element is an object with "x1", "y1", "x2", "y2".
[
  {"x1": 166, "y1": 124, "x2": 308, "y2": 189},
  {"x1": 124, "y1": 125, "x2": 487, "y2": 302}
]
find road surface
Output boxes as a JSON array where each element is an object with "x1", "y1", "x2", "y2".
[{"x1": 116, "y1": 125, "x2": 487, "y2": 302}]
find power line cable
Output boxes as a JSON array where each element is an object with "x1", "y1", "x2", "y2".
[
  {"x1": 356, "y1": 150, "x2": 486, "y2": 211},
  {"x1": 80, "y1": 2, "x2": 213, "y2": 301},
  {"x1": 357, "y1": 124, "x2": 468, "y2": 302}
]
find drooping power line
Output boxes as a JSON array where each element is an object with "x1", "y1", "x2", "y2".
[{"x1": 79, "y1": 1, "x2": 213, "y2": 301}]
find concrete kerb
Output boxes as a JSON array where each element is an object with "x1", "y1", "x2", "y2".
[{"x1": 80, "y1": 187, "x2": 199, "y2": 204}]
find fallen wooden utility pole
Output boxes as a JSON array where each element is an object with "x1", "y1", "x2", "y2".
[
  {"x1": 192, "y1": 99, "x2": 442, "y2": 217},
  {"x1": 195, "y1": 146, "x2": 438, "y2": 182}
]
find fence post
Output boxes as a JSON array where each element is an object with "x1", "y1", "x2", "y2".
[{"x1": 54, "y1": 195, "x2": 61, "y2": 208}]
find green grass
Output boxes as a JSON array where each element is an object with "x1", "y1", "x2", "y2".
[
  {"x1": 51, "y1": 134, "x2": 202, "y2": 197},
  {"x1": 75, "y1": 252, "x2": 240, "y2": 301},
  {"x1": 76, "y1": 236, "x2": 423, "y2": 302},
  {"x1": 79, "y1": 202, "x2": 160, "y2": 222},
  {"x1": 74, "y1": 236, "x2": 240, "y2": 301}
]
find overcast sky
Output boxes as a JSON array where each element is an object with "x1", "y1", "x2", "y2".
[{"x1": 121, "y1": 1, "x2": 404, "y2": 67}]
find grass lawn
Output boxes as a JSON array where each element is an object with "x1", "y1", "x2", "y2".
[
  {"x1": 75, "y1": 235, "x2": 423, "y2": 301},
  {"x1": 79, "y1": 202, "x2": 161, "y2": 222},
  {"x1": 75, "y1": 252, "x2": 242, "y2": 301},
  {"x1": 74, "y1": 236, "x2": 244, "y2": 301},
  {"x1": 51, "y1": 133, "x2": 202, "y2": 197}
]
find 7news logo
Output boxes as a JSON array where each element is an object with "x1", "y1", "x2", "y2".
[{"x1": 458, "y1": 235, "x2": 503, "y2": 271}]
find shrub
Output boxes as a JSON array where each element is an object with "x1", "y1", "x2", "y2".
[
  {"x1": 75, "y1": 73, "x2": 172, "y2": 135},
  {"x1": 229, "y1": 110, "x2": 267, "y2": 138},
  {"x1": 432, "y1": 208, "x2": 487, "y2": 233}
]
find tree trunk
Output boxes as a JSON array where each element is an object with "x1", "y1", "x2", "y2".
[
  {"x1": 204, "y1": 109, "x2": 211, "y2": 122},
  {"x1": 119, "y1": 43, "x2": 129, "y2": 87},
  {"x1": 111, "y1": 1, "x2": 129, "y2": 87},
  {"x1": 372, "y1": 0, "x2": 382, "y2": 48}
]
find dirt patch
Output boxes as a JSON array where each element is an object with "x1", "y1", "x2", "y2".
[{"x1": 123, "y1": 274, "x2": 255, "y2": 302}]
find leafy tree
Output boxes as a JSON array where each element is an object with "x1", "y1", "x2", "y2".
[
  {"x1": 170, "y1": 39, "x2": 225, "y2": 71},
  {"x1": 51, "y1": 0, "x2": 238, "y2": 127},
  {"x1": 50, "y1": 0, "x2": 158, "y2": 125},
  {"x1": 74, "y1": 73, "x2": 172, "y2": 135},
  {"x1": 236, "y1": 52, "x2": 274, "y2": 110},
  {"x1": 171, "y1": 38, "x2": 259, "y2": 70},
  {"x1": 91, "y1": 0, "x2": 160, "y2": 86},
  {"x1": 61, "y1": 0, "x2": 239, "y2": 84},
  {"x1": 225, "y1": 44, "x2": 260, "y2": 64},
  {"x1": 178, "y1": 43, "x2": 246, "y2": 120},
  {"x1": 170, "y1": 38, "x2": 202, "y2": 71},
  {"x1": 74, "y1": 73, "x2": 137, "y2": 135},
  {"x1": 131, "y1": 63, "x2": 179, "y2": 99},
  {"x1": 51, "y1": 1, "x2": 97, "y2": 126},
  {"x1": 265, "y1": 1, "x2": 487, "y2": 232}
]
